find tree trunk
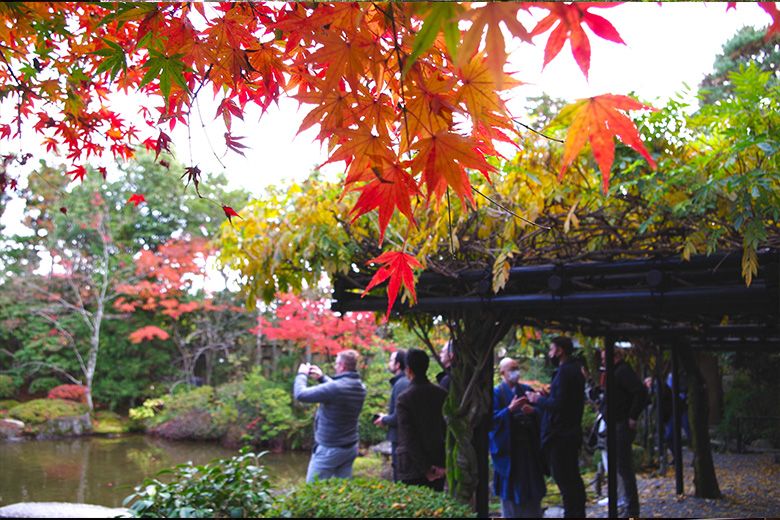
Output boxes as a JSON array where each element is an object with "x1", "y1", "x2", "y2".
[
  {"x1": 678, "y1": 344, "x2": 722, "y2": 498},
  {"x1": 444, "y1": 309, "x2": 513, "y2": 509}
]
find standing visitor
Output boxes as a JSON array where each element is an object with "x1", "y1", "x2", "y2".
[
  {"x1": 526, "y1": 336, "x2": 587, "y2": 518},
  {"x1": 436, "y1": 340, "x2": 452, "y2": 391},
  {"x1": 490, "y1": 357, "x2": 546, "y2": 518},
  {"x1": 374, "y1": 349, "x2": 410, "y2": 481},
  {"x1": 396, "y1": 348, "x2": 447, "y2": 490},
  {"x1": 601, "y1": 346, "x2": 648, "y2": 518},
  {"x1": 293, "y1": 349, "x2": 366, "y2": 483}
]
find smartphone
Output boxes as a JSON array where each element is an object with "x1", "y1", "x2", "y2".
[{"x1": 371, "y1": 413, "x2": 380, "y2": 421}]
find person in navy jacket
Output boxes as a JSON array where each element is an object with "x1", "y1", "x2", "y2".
[
  {"x1": 526, "y1": 336, "x2": 586, "y2": 518},
  {"x1": 490, "y1": 357, "x2": 546, "y2": 518}
]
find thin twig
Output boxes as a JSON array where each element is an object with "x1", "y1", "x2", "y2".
[
  {"x1": 471, "y1": 186, "x2": 551, "y2": 230},
  {"x1": 513, "y1": 118, "x2": 565, "y2": 143}
]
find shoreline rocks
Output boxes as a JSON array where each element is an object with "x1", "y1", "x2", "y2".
[{"x1": 0, "y1": 502, "x2": 131, "y2": 518}]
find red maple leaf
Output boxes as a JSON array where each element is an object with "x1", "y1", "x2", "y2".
[
  {"x1": 154, "y1": 130, "x2": 173, "y2": 159},
  {"x1": 68, "y1": 165, "x2": 87, "y2": 182},
  {"x1": 127, "y1": 193, "x2": 146, "y2": 206},
  {"x1": 97, "y1": 166, "x2": 108, "y2": 180},
  {"x1": 224, "y1": 132, "x2": 249, "y2": 156},
  {"x1": 181, "y1": 165, "x2": 202, "y2": 196},
  {"x1": 409, "y1": 131, "x2": 495, "y2": 202},
  {"x1": 350, "y1": 162, "x2": 419, "y2": 243},
  {"x1": 362, "y1": 250, "x2": 422, "y2": 319},
  {"x1": 531, "y1": 2, "x2": 624, "y2": 79},
  {"x1": 222, "y1": 205, "x2": 242, "y2": 225},
  {"x1": 557, "y1": 94, "x2": 656, "y2": 192}
]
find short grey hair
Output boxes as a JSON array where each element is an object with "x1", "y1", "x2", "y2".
[{"x1": 337, "y1": 349, "x2": 360, "y2": 372}]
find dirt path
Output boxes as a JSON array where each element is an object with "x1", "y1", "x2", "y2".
[{"x1": 580, "y1": 449, "x2": 780, "y2": 518}]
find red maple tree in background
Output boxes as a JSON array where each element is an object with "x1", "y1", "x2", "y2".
[
  {"x1": 116, "y1": 237, "x2": 247, "y2": 384},
  {"x1": 252, "y1": 292, "x2": 394, "y2": 361}
]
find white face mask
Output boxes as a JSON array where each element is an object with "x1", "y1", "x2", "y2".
[{"x1": 507, "y1": 369, "x2": 520, "y2": 384}]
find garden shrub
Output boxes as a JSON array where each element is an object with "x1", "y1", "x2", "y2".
[
  {"x1": 124, "y1": 448, "x2": 273, "y2": 518},
  {"x1": 239, "y1": 369, "x2": 312, "y2": 450},
  {"x1": 0, "y1": 375, "x2": 17, "y2": 399},
  {"x1": 358, "y1": 362, "x2": 392, "y2": 446},
  {"x1": 28, "y1": 376, "x2": 61, "y2": 395},
  {"x1": 93, "y1": 410, "x2": 127, "y2": 434},
  {"x1": 9, "y1": 398, "x2": 87, "y2": 424},
  {"x1": 47, "y1": 384, "x2": 88, "y2": 403},
  {"x1": 272, "y1": 477, "x2": 474, "y2": 518},
  {"x1": 150, "y1": 409, "x2": 225, "y2": 441},
  {"x1": 0, "y1": 399, "x2": 20, "y2": 411}
]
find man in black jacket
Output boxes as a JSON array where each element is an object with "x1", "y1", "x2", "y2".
[
  {"x1": 396, "y1": 348, "x2": 447, "y2": 490},
  {"x1": 526, "y1": 336, "x2": 586, "y2": 518},
  {"x1": 602, "y1": 346, "x2": 648, "y2": 518},
  {"x1": 374, "y1": 349, "x2": 409, "y2": 481}
]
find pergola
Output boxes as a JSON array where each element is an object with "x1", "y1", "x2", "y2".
[{"x1": 333, "y1": 249, "x2": 780, "y2": 517}]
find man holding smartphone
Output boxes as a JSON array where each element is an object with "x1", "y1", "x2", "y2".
[{"x1": 293, "y1": 349, "x2": 367, "y2": 482}]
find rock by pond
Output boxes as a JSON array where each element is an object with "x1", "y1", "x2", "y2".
[
  {"x1": 35, "y1": 414, "x2": 92, "y2": 440},
  {"x1": 0, "y1": 502, "x2": 130, "y2": 518}
]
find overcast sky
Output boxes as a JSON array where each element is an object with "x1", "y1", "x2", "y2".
[{"x1": 1, "y1": 2, "x2": 774, "y2": 235}]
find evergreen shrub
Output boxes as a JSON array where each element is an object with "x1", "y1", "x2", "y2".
[
  {"x1": 272, "y1": 477, "x2": 474, "y2": 518},
  {"x1": 124, "y1": 448, "x2": 273, "y2": 518}
]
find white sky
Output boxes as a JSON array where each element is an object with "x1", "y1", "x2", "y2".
[{"x1": 0, "y1": 2, "x2": 773, "y2": 235}]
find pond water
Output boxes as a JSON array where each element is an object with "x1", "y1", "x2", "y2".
[{"x1": 0, "y1": 435, "x2": 310, "y2": 507}]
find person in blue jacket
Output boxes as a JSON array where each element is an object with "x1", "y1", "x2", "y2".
[{"x1": 490, "y1": 357, "x2": 546, "y2": 518}]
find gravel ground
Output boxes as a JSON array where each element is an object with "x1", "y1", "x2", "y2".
[{"x1": 543, "y1": 448, "x2": 780, "y2": 518}]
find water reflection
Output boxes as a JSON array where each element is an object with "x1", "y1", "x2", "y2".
[{"x1": 0, "y1": 435, "x2": 309, "y2": 507}]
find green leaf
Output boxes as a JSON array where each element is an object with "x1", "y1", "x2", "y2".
[
  {"x1": 403, "y1": 4, "x2": 458, "y2": 76},
  {"x1": 92, "y1": 38, "x2": 127, "y2": 81}
]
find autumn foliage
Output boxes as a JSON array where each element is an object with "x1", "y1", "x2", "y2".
[
  {"x1": 1, "y1": 2, "x2": 778, "y2": 312},
  {"x1": 253, "y1": 292, "x2": 392, "y2": 356},
  {"x1": 47, "y1": 384, "x2": 88, "y2": 404}
]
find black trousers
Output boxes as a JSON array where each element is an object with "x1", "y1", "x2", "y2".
[
  {"x1": 615, "y1": 421, "x2": 639, "y2": 517},
  {"x1": 546, "y1": 436, "x2": 586, "y2": 518}
]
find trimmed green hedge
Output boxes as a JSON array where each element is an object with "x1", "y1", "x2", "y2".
[
  {"x1": 9, "y1": 398, "x2": 87, "y2": 424},
  {"x1": 272, "y1": 478, "x2": 474, "y2": 518}
]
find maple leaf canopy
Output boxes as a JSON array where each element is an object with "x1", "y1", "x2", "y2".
[{"x1": 1, "y1": 2, "x2": 777, "y2": 314}]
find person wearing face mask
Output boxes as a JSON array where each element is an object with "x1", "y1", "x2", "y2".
[
  {"x1": 489, "y1": 357, "x2": 546, "y2": 518},
  {"x1": 526, "y1": 336, "x2": 586, "y2": 518}
]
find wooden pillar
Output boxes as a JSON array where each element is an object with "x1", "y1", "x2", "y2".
[
  {"x1": 605, "y1": 335, "x2": 618, "y2": 519},
  {"x1": 671, "y1": 346, "x2": 684, "y2": 494},
  {"x1": 655, "y1": 347, "x2": 666, "y2": 474},
  {"x1": 475, "y1": 340, "x2": 494, "y2": 518}
]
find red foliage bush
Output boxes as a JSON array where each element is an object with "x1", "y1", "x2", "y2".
[{"x1": 47, "y1": 384, "x2": 88, "y2": 403}]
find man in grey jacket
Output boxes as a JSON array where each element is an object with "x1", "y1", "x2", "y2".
[{"x1": 294, "y1": 349, "x2": 367, "y2": 482}]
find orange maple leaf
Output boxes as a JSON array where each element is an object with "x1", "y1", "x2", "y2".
[
  {"x1": 531, "y1": 2, "x2": 624, "y2": 79},
  {"x1": 362, "y1": 250, "x2": 423, "y2": 318},
  {"x1": 326, "y1": 125, "x2": 395, "y2": 185},
  {"x1": 457, "y1": 2, "x2": 532, "y2": 87},
  {"x1": 410, "y1": 131, "x2": 495, "y2": 201},
  {"x1": 128, "y1": 325, "x2": 170, "y2": 344},
  {"x1": 350, "y1": 161, "x2": 419, "y2": 243},
  {"x1": 456, "y1": 55, "x2": 520, "y2": 127},
  {"x1": 557, "y1": 94, "x2": 656, "y2": 193}
]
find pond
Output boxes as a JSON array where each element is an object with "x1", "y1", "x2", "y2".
[{"x1": 0, "y1": 435, "x2": 310, "y2": 507}]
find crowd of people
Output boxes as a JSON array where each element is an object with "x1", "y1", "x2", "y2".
[{"x1": 292, "y1": 336, "x2": 651, "y2": 518}]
